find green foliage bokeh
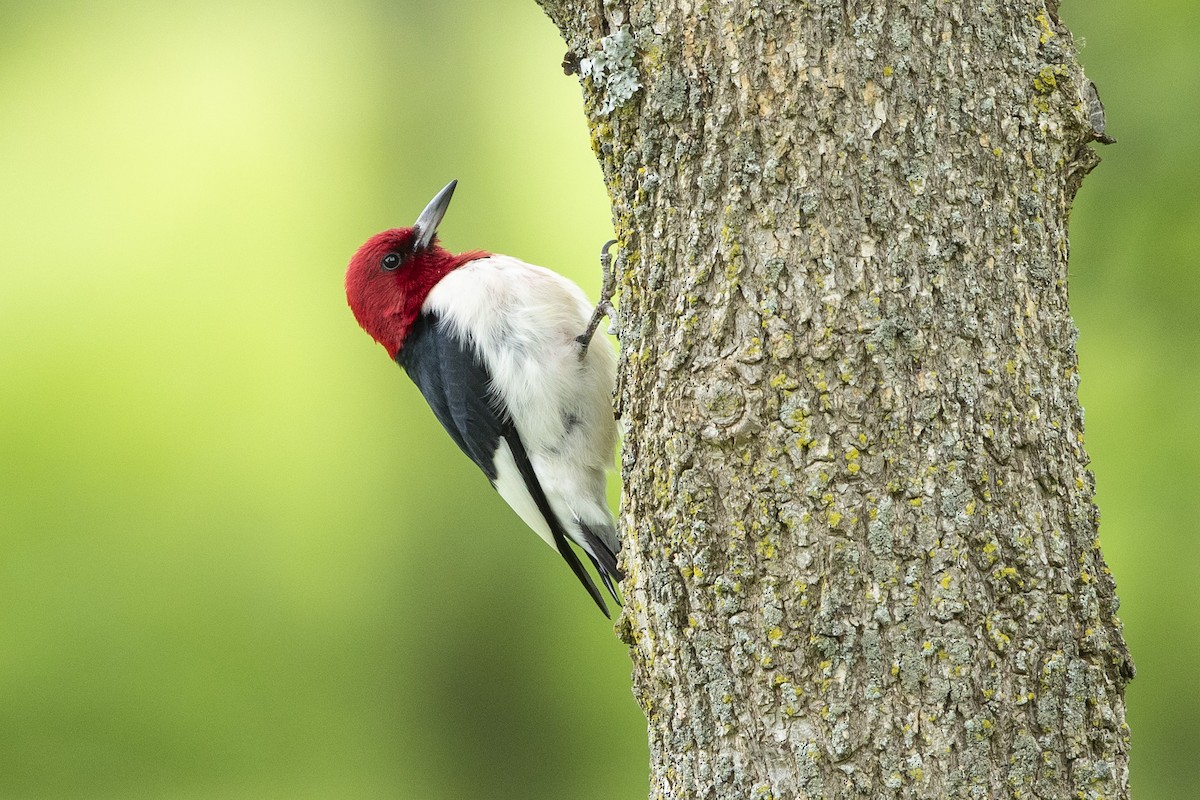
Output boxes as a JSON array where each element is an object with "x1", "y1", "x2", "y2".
[{"x1": 0, "y1": 2, "x2": 1193, "y2": 798}]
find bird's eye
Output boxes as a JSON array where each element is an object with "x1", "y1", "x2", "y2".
[{"x1": 381, "y1": 253, "x2": 402, "y2": 271}]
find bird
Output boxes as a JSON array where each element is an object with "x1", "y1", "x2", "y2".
[{"x1": 344, "y1": 180, "x2": 622, "y2": 616}]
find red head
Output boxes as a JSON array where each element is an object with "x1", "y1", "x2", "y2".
[{"x1": 345, "y1": 181, "x2": 485, "y2": 358}]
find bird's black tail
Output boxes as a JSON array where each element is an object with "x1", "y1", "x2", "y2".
[
  {"x1": 579, "y1": 520, "x2": 623, "y2": 606},
  {"x1": 554, "y1": 535, "x2": 611, "y2": 618}
]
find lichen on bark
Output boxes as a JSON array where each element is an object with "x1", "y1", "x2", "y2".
[{"x1": 537, "y1": 2, "x2": 1132, "y2": 798}]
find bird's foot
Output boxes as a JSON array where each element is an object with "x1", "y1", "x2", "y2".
[{"x1": 577, "y1": 239, "x2": 619, "y2": 357}]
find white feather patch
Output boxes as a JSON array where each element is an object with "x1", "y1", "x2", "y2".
[{"x1": 491, "y1": 438, "x2": 555, "y2": 549}]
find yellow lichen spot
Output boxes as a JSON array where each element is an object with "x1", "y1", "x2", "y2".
[
  {"x1": 940, "y1": 574, "x2": 952, "y2": 589},
  {"x1": 908, "y1": 498, "x2": 923, "y2": 508},
  {"x1": 768, "y1": 626, "x2": 784, "y2": 642},
  {"x1": 771, "y1": 372, "x2": 798, "y2": 390},
  {"x1": 883, "y1": 65, "x2": 894, "y2": 77},
  {"x1": 848, "y1": 462, "x2": 861, "y2": 475},
  {"x1": 1080, "y1": 570, "x2": 1093, "y2": 584},
  {"x1": 1032, "y1": 66, "x2": 1061, "y2": 94},
  {"x1": 757, "y1": 538, "x2": 778, "y2": 559},
  {"x1": 1035, "y1": 11, "x2": 1057, "y2": 45},
  {"x1": 845, "y1": 447, "x2": 860, "y2": 462},
  {"x1": 965, "y1": 500, "x2": 976, "y2": 516},
  {"x1": 828, "y1": 511, "x2": 843, "y2": 527}
]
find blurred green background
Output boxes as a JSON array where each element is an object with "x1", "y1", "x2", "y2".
[{"x1": 0, "y1": 1, "x2": 1193, "y2": 798}]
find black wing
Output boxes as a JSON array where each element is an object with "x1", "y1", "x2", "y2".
[
  {"x1": 397, "y1": 312, "x2": 505, "y2": 481},
  {"x1": 397, "y1": 312, "x2": 611, "y2": 617}
]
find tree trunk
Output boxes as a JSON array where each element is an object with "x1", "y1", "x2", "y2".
[{"x1": 537, "y1": 2, "x2": 1133, "y2": 798}]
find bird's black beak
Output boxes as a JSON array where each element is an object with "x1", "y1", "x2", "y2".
[{"x1": 412, "y1": 180, "x2": 457, "y2": 251}]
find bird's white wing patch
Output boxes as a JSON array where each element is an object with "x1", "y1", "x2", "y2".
[{"x1": 491, "y1": 437, "x2": 555, "y2": 550}]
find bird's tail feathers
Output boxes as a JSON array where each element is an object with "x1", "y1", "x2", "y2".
[
  {"x1": 577, "y1": 520, "x2": 623, "y2": 605},
  {"x1": 554, "y1": 536, "x2": 611, "y2": 618}
]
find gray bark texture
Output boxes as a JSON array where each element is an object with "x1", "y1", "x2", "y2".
[{"x1": 537, "y1": 2, "x2": 1133, "y2": 798}]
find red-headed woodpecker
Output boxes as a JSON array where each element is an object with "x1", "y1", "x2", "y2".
[{"x1": 345, "y1": 181, "x2": 622, "y2": 616}]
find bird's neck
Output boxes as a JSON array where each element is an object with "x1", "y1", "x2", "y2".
[{"x1": 387, "y1": 249, "x2": 491, "y2": 358}]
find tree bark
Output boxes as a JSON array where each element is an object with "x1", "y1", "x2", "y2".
[{"x1": 537, "y1": 2, "x2": 1133, "y2": 798}]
